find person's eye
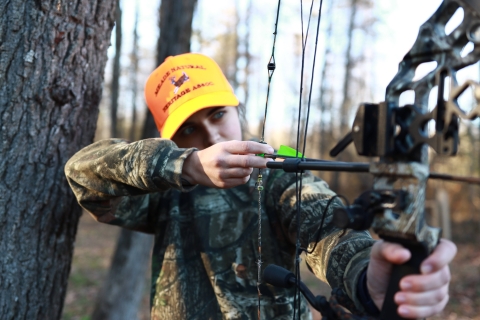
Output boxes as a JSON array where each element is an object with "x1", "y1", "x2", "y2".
[
  {"x1": 212, "y1": 111, "x2": 225, "y2": 120},
  {"x1": 181, "y1": 126, "x2": 195, "y2": 136}
]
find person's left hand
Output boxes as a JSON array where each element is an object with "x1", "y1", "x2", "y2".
[{"x1": 366, "y1": 238, "x2": 457, "y2": 319}]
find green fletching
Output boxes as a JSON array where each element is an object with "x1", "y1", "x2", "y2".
[{"x1": 277, "y1": 145, "x2": 303, "y2": 158}]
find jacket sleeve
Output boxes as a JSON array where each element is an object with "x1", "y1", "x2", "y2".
[
  {"x1": 265, "y1": 169, "x2": 375, "y2": 313},
  {"x1": 64, "y1": 138, "x2": 197, "y2": 233}
]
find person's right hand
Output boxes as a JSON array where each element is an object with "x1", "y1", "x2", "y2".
[{"x1": 181, "y1": 140, "x2": 274, "y2": 188}]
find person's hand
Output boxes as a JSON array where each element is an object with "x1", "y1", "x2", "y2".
[
  {"x1": 181, "y1": 140, "x2": 274, "y2": 188},
  {"x1": 366, "y1": 239, "x2": 457, "y2": 318}
]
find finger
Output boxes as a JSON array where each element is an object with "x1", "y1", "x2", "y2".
[
  {"x1": 216, "y1": 177, "x2": 251, "y2": 189},
  {"x1": 222, "y1": 140, "x2": 274, "y2": 155},
  {"x1": 219, "y1": 167, "x2": 254, "y2": 179},
  {"x1": 371, "y1": 240, "x2": 411, "y2": 265},
  {"x1": 400, "y1": 266, "x2": 450, "y2": 292},
  {"x1": 395, "y1": 283, "x2": 448, "y2": 306},
  {"x1": 396, "y1": 294, "x2": 448, "y2": 319},
  {"x1": 225, "y1": 154, "x2": 273, "y2": 169},
  {"x1": 419, "y1": 239, "x2": 457, "y2": 274}
]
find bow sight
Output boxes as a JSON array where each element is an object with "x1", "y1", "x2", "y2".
[{"x1": 266, "y1": 0, "x2": 480, "y2": 319}]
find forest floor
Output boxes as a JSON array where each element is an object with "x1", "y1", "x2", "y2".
[{"x1": 62, "y1": 213, "x2": 480, "y2": 320}]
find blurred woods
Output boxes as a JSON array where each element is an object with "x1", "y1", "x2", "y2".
[{"x1": 64, "y1": 0, "x2": 480, "y2": 319}]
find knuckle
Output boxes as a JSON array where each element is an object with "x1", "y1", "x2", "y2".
[
  {"x1": 240, "y1": 141, "x2": 250, "y2": 153},
  {"x1": 215, "y1": 157, "x2": 225, "y2": 168},
  {"x1": 441, "y1": 268, "x2": 451, "y2": 283},
  {"x1": 442, "y1": 294, "x2": 449, "y2": 308},
  {"x1": 432, "y1": 298, "x2": 446, "y2": 315},
  {"x1": 446, "y1": 266, "x2": 451, "y2": 280},
  {"x1": 238, "y1": 141, "x2": 248, "y2": 153},
  {"x1": 434, "y1": 289, "x2": 445, "y2": 303},
  {"x1": 241, "y1": 156, "x2": 249, "y2": 168},
  {"x1": 443, "y1": 239, "x2": 457, "y2": 254}
]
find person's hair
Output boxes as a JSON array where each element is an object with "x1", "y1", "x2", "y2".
[{"x1": 236, "y1": 102, "x2": 251, "y2": 140}]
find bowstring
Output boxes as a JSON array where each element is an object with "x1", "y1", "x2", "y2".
[
  {"x1": 294, "y1": 0, "x2": 325, "y2": 319},
  {"x1": 256, "y1": 0, "x2": 325, "y2": 319},
  {"x1": 257, "y1": 1, "x2": 282, "y2": 319},
  {"x1": 260, "y1": 0, "x2": 282, "y2": 143},
  {"x1": 302, "y1": 0, "x2": 325, "y2": 159}
]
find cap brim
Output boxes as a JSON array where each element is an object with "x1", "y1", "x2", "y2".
[{"x1": 161, "y1": 91, "x2": 239, "y2": 139}]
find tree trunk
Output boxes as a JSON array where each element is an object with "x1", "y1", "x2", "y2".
[
  {"x1": 110, "y1": 0, "x2": 122, "y2": 138},
  {"x1": 129, "y1": 2, "x2": 139, "y2": 141},
  {"x1": 91, "y1": 228, "x2": 152, "y2": 320},
  {"x1": 90, "y1": 1, "x2": 153, "y2": 319},
  {"x1": 318, "y1": 0, "x2": 334, "y2": 160},
  {"x1": 331, "y1": 0, "x2": 358, "y2": 191},
  {"x1": 94, "y1": 1, "x2": 198, "y2": 319},
  {"x1": 142, "y1": 0, "x2": 198, "y2": 139},
  {"x1": 0, "y1": 0, "x2": 116, "y2": 319},
  {"x1": 242, "y1": 0, "x2": 253, "y2": 109}
]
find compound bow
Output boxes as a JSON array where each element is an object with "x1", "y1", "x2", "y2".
[{"x1": 261, "y1": 0, "x2": 480, "y2": 319}]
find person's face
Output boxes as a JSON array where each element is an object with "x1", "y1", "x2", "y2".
[{"x1": 171, "y1": 106, "x2": 242, "y2": 150}]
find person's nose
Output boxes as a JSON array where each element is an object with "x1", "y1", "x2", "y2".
[{"x1": 203, "y1": 126, "x2": 221, "y2": 148}]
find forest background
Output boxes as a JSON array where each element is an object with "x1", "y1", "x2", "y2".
[{"x1": 46, "y1": 0, "x2": 480, "y2": 319}]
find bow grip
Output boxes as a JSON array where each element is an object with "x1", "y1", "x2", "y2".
[{"x1": 380, "y1": 239, "x2": 431, "y2": 320}]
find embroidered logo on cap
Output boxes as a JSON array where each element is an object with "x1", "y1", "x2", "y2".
[{"x1": 170, "y1": 72, "x2": 190, "y2": 94}]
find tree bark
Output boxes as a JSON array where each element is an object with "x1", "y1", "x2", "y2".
[
  {"x1": 0, "y1": 0, "x2": 116, "y2": 319},
  {"x1": 142, "y1": 0, "x2": 198, "y2": 139}
]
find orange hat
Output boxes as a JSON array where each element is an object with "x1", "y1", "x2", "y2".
[{"x1": 144, "y1": 53, "x2": 240, "y2": 139}]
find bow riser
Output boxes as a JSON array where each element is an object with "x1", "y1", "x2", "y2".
[{"x1": 329, "y1": 1, "x2": 480, "y2": 318}]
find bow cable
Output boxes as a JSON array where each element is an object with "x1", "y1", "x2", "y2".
[
  {"x1": 256, "y1": 0, "x2": 326, "y2": 318},
  {"x1": 256, "y1": 1, "x2": 282, "y2": 319},
  {"x1": 293, "y1": 1, "x2": 325, "y2": 318}
]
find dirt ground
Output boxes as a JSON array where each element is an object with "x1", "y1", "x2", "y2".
[{"x1": 62, "y1": 213, "x2": 480, "y2": 320}]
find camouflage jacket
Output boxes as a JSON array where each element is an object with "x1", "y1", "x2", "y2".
[{"x1": 65, "y1": 138, "x2": 375, "y2": 320}]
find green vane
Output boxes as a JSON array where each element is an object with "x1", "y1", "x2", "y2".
[
  {"x1": 257, "y1": 145, "x2": 304, "y2": 158},
  {"x1": 277, "y1": 145, "x2": 303, "y2": 158}
]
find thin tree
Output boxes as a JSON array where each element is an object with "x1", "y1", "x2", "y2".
[
  {"x1": 317, "y1": 0, "x2": 334, "y2": 160},
  {"x1": 110, "y1": 0, "x2": 122, "y2": 138},
  {"x1": 142, "y1": 0, "x2": 198, "y2": 139},
  {"x1": 93, "y1": 1, "x2": 199, "y2": 319},
  {"x1": 242, "y1": 0, "x2": 253, "y2": 108},
  {"x1": 91, "y1": 1, "x2": 152, "y2": 319},
  {"x1": 91, "y1": 226, "x2": 152, "y2": 320},
  {"x1": 129, "y1": 1, "x2": 140, "y2": 141},
  {"x1": 330, "y1": 0, "x2": 359, "y2": 191},
  {"x1": 0, "y1": 0, "x2": 116, "y2": 319},
  {"x1": 339, "y1": 0, "x2": 358, "y2": 136}
]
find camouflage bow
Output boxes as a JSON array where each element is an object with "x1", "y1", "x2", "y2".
[{"x1": 264, "y1": 1, "x2": 480, "y2": 319}]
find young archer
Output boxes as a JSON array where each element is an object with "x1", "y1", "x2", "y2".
[{"x1": 66, "y1": 53, "x2": 455, "y2": 319}]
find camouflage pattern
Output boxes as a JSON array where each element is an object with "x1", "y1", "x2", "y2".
[{"x1": 65, "y1": 138, "x2": 376, "y2": 319}]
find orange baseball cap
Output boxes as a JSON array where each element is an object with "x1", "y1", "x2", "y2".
[{"x1": 144, "y1": 53, "x2": 240, "y2": 139}]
